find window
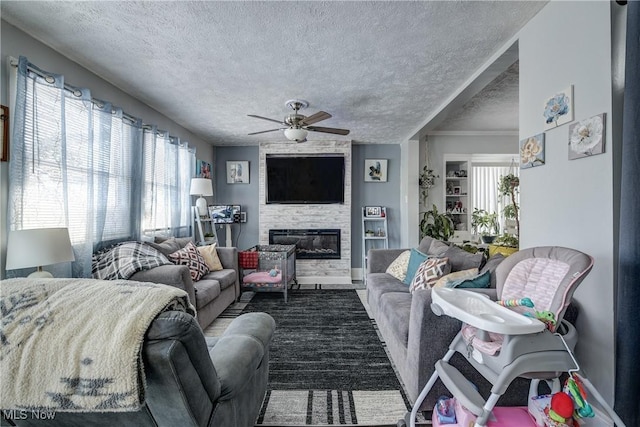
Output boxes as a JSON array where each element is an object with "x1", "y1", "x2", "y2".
[
  {"x1": 8, "y1": 56, "x2": 195, "y2": 277},
  {"x1": 471, "y1": 156, "x2": 519, "y2": 234}
]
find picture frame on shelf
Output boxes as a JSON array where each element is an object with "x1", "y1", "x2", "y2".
[
  {"x1": 226, "y1": 161, "x2": 250, "y2": 184},
  {"x1": 453, "y1": 186, "x2": 461, "y2": 195},
  {"x1": 365, "y1": 206, "x2": 382, "y2": 217}
]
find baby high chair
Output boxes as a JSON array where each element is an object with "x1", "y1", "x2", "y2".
[{"x1": 400, "y1": 246, "x2": 601, "y2": 427}]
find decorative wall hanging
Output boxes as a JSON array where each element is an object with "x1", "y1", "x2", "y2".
[
  {"x1": 196, "y1": 159, "x2": 212, "y2": 179},
  {"x1": 1, "y1": 105, "x2": 8, "y2": 162},
  {"x1": 543, "y1": 85, "x2": 574, "y2": 129},
  {"x1": 519, "y1": 133, "x2": 545, "y2": 169},
  {"x1": 226, "y1": 161, "x2": 250, "y2": 184},
  {"x1": 568, "y1": 113, "x2": 606, "y2": 160},
  {"x1": 364, "y1": 159, "x2": 388, "y2": 182}
]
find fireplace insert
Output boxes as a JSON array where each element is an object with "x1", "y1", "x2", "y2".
[{"x1": 269, "y1": 229, "x2": 340, "y2": 260}]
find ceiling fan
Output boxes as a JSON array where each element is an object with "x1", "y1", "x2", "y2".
[{"x1": 248, "y1": 99, "x2": 350, "y2": 142}]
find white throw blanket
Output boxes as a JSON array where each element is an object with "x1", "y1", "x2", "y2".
[{"x1": 0, "y1": 278, "x2": 195, "y2": 412}]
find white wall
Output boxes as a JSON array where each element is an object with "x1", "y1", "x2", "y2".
[
  {"x1": 0, "y1": 21, "x2": 215, "y2": 279},
  {"x1": 519, "y1": 1, "x2": 616, "y2": 402}
]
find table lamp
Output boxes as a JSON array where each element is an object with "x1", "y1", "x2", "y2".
[
  {"x1": 6, "y1": 227, "x2": 75, "y2": 278},
  {"x1": 190, "y1": 178, "x2": 213, "y2": 216}
]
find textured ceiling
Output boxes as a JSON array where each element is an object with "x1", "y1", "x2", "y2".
[
  {"x1": 1, "y1": 1, "x2": 542, "y2": 145},
  {"x1": 436, "y1": 61, "x2": 520, "y2": 133}
]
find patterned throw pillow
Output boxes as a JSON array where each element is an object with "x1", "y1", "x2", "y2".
[
  {"x1": 386, "y1": 250, "x2": 411, "y2": 281},
  {"x1": 433, "y1": 268, "x2": 479, "y2": 288},
  {"x1": 197, "y1": 243, "x2": 223, "y2": 271},
  {"x1": 409, "y1": 257, "x2": 451, "y2": 293},
  {"x1": 168, "y1": 241, "x2": 209, "y2": 281}
]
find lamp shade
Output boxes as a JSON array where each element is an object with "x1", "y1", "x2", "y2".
[
  {"x1": 189, "y1": 178, "x2": 213, "y2": 196},
  {"x1": 284, "y1": 127, "x2": 308, "y2": 142},
  {"x1": 6, "y1": 228, "x2": 75, "y2": 271}
]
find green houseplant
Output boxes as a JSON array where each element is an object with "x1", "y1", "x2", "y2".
[
  {"x1": 418, "y1": 166, "x2": 438, "y2": 204},
  {"x1": 498, "y1": 173, "x2": 520, "y2": 239},
  {"x1": 420, "y1": 204, "x2": 454, "y2": 241},
  {"x1": 471, "y1": 208, "x2": 500, "y2": 243}
]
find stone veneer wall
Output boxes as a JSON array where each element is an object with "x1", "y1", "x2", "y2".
[{"x1": 259, "y1": 141, "x2": 352, "y2": 284}]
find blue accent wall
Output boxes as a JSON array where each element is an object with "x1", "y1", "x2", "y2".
[
  {"x1": 214, "y1": 146, "x2": 260, "y2": 250},
  {"x1": 215, "y1": 143, "x2": 401, "y2": 268},
  {"x1": 351, "y1": 144, "x2": 401, "y2": 267}
]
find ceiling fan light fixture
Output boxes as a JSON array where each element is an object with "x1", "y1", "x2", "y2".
[{"x1": 284, "y1": 127, "x2": 308, "y2": 142}]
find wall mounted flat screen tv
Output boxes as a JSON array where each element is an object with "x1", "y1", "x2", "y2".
[{"x1": 266, "y1": 155, "x2": 345, "y2": 204}]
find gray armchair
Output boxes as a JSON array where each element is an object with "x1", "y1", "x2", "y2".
[{"x1": 4, "y1": 311, "x2": 275, "y2": 427}]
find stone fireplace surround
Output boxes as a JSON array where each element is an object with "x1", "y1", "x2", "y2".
[{"x1": 258, "y1": 141, "x2": 352, "y2": 285}]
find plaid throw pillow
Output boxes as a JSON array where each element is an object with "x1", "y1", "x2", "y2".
[
  {"x1": 409, "y1": 257, "x2": 451, "y2": 293},
  {"x1": 168, "y1": 241, "x2": 209, "y2": 281}
]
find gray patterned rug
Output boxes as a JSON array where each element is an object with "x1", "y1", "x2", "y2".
[{"x1": 205, "y1": 288, "x2": 423, "y2": 426}]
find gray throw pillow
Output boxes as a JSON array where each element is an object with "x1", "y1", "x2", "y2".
[
  {"x1": 148, "y1": 237, "x2": 182, "y2": 256},
  {"x1": 443, "y1": 245, "x2": 484, "y2": 272},
  {"x1": 417, "y1": 236, "x2": 434, "y2": 254}
]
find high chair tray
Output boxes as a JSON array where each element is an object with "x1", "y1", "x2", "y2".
[{"x1": 431, "y1": 288, "x2": 546, "y2": 335}]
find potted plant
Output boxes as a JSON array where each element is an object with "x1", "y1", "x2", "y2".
[
  {"x1": 420, "y1": 204, "x2": 454, "y2": 241},
  {"x1": 471, "y1": 208, "x2": 500, "y2": 243},
  {"x1": 498, "y1": 173, "x2": 520, "y2": 238},
  {"x1": 418, "y1": 166, "x2": 438, "y2": 204}
]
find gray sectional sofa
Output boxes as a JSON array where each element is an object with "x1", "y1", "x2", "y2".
[
  {"x1": 366, "y1": 236, "x2": 533, "y2": 411},
  {"x1": 131, "y1": 237, "x2": 239, "y2": 330}
]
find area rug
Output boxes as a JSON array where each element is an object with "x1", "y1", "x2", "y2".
[{"x1": 238, "y1": 289, "x2": 412, "y2": 426}]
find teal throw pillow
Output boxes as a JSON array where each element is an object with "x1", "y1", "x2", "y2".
[
  {"x1": 447, "y1": 270, "x2": 491, "y2": 289},
  {"x1": 403, "y1": 248, "x2": 429, "y2": 286}
]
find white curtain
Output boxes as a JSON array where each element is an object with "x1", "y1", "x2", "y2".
[
  {"x1": 141, "y1": 127, "x2": 193, "y2": 240},
  {"x1": 472, "y1": 165, "x2": 519, "y2": 233},
  {"x1": 8, "y1": 56, "x2": 195, "y2": 277}
]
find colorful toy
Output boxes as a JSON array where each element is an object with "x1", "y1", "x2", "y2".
[
  {"x1": 535, "y1": 310, "x2": 557, "y2": 329},
  {"x1": 269, "y1": 267, "x2": 279, "y2": 277},
  {"x1": 564, "y1": 374, "x2": 594, "y2": 419},
  {"x1": 547, "y1": 392, "x2": 574, "y2": 423},
  {"x1": 497, "y1": 297, "x2": 534, "y2": 308},
  {"x1": 434, "y1": 396, "x2": 456, "y2": 424}
]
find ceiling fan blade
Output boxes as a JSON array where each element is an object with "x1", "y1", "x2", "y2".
[
  {"x1": 247, "y1": 114, "x2": 285, "y2": 125},
  {"x1": 248, "y1": 128, "x2": 284, "y2": 135},
  {"x1": 305, "y1": 126, "x2": 350, "y2": 136},
  {"x1": 301, "y1": 111, "x2": 331, "y2": 125}
]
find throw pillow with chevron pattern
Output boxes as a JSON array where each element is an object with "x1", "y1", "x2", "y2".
[
  {"x1": 409, "y1": 257, "x2": 451, "y2": 293},
  {"x1": 168, "y1": 241, "x2": 209, "y2": 281}
]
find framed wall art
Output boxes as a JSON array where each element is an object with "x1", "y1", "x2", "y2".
[
  {"x1": 568, "y1": 113, "x2": 606, "y2": 160},
  {"x1": 519, "y1": 133, "x2": 545, "y2": 169},
  {"x1": 364, "y1": 159, "x2": 388, "y2": 182},
  {"x1": 226, "y1": 161, "x2": 250, "y2": 184},
  {"x1": 196, "y1": 159, "x2": 212, "y2": 178},
  {"x1": 543, "y1": 85, "x2": 574, "y2": 130}
]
